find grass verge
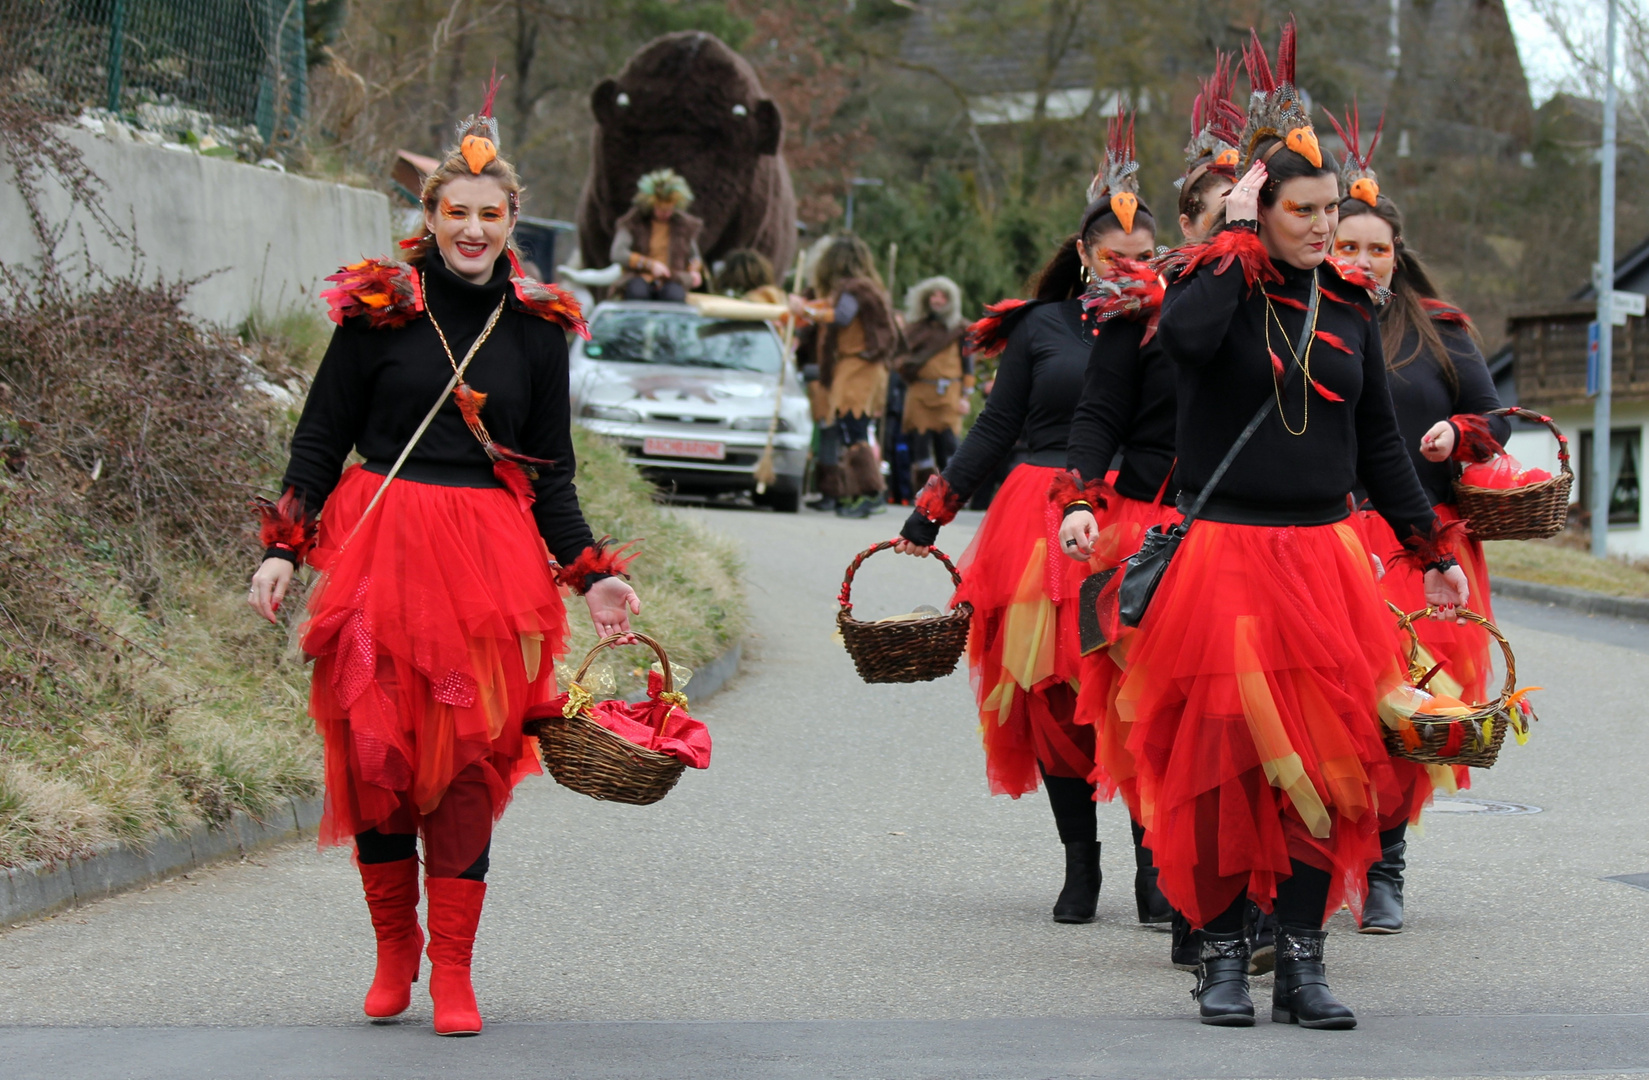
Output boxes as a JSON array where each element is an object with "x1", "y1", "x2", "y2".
[{"x1": 1485, "y1": 537, "x2": 1649, "y2": 600}]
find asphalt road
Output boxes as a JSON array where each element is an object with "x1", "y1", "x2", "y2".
[{"x1": 3, "y1": 506, "x2": 1647, "y2": 1079}]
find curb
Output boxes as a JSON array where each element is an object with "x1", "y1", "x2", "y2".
[
  {"x1": 1, "y1": 795, "x2": 324, "y2": 928},
  {"x1": 1490, "y1": 576, "x2": 1649, "y2": 622},
  {"x1": 0, "y1": 639, "x2": 744, "y2": 928}
]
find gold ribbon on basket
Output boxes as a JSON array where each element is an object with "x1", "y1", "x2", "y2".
[
  {"x1": 658, "y1": 690, "x2": 690, "y2": 710},
  {"x1": 562, "y1": 682, "x2": 594, "y2": 719}
]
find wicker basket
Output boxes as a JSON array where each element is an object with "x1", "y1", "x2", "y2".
[
  {"x1": 1453, "y1": 407, "x2": 1574, "y2": 540},
  {"x1": 837, "y1": 540, "x2": 973, "y2": 684},
  {"x1": 523, "y1": 632, "x2": 687, "y2": 806},
  {"x1": 1382, "y1": 604, "x2": 1533, "y2": 769}
]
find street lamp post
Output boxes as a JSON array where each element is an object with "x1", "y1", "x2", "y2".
[
  {"x1": 844, "y1": 177, "x2": 883, "y2": 234},
  {"x1": 1593, "y1": 0, "x2": 1619, "y2": 557}
]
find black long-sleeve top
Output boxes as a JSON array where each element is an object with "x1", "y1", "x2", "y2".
[
  {"x1": 1064, "y1": 317, "x2": 1177, "y2": 503},
  {"x1": 900, "y1": 298, "x2": 1089, "y2": 545},
  {"x1": 1155, "y1": 243, "x2": 1436, "y2": 541},
  {"x1": 1383, "y1": 320, "x2": 1508, "y2": 506},
  {"x1": 279, "y1": 253, "x2": 596, "y2": 565}
]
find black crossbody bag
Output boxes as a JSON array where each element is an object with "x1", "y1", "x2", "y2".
[{"x1": 1116, "y1": 274, "x2": 1320, "y2": 628}]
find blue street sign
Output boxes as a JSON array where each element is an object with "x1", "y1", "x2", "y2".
[{"x1": 1587, "y1": 320, "x2": 1601, "y2": 396}]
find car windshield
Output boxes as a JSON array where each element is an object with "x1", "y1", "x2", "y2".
[{"x1": 582, "y1": 309, "x2": 783, "y2": 374}]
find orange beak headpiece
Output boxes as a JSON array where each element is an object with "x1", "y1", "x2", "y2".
[
  {"x1": 1177, "y1": 51, "x2": 1245, "y2": 196},
  {"x1": 1085, "y1": 111, "x2": 1146, "y2": 236},
  {"x1": 1238, "y1": 18, "x2": 1323, "y2": 174},
  {"x1": 1325, "y1": 101, "x2": 1385, "y2": 208},
  {"x1": 455, "y1": 69, "x2": 505, "y2": 176}
]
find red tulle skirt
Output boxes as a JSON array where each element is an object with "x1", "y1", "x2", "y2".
[
  {"x1": 1115, "y1": 518, "x2": 1410, "y2": 927},
  {"x1": 952, "y1": 464, "x2": 1096, "y2": 796},
  {"x1": 301, "y1": 465, "x2": 566, "y2": 870},
  {"x1": 1355, "y1": 502, "x2": 1490, "y2": 828},
  {"x1": 1073, "y1": 493, "x2": 1182, "y2": 811}
]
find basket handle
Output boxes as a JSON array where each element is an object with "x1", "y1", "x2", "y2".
[
  {"x1": 1484, "y1": 407, "x2": 1572, "y2": 476},
  {"x1": 838, "y1": 539, "x2": 963, "y2": 619},
  {"x1": 1387, "y1": 602, "x2": 1518, "y2": 714},
  {"x1": 567, "y1": 631, "x2": 679, "y2": 737}
]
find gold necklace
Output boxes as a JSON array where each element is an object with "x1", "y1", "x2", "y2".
[
  {"x1": 1264, "y1": 286, "x2": 1320, "y2": 437},
  {"x1": 426, "y1": 298, "x2": 506, "y2": 454}
]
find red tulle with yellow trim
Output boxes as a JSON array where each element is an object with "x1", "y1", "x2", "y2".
[
  {"x1": 952, "y1": 464, "x2": 1098, "y2": 795},
  {"x1": 1072, "y1": 492, "x2": 1182, "y2": 810},
  {"x1": 1115, "y1": 518, "x2": 1409, "y2": 928},
  {"x1": 300, "y1": 465, "x2": 568, "y2": 868},
  {"x1": 1352, "y1": 502, "x2": 1489, "y2": 827}
]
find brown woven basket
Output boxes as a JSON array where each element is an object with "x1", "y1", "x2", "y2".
[
  {"x1": 837, "y1": 540, "x2": 973, "y2": 684},
  {"x1": 1453, "y1": 407, "x2": 1573, "y2": 540},
  {"x1": 523, "y1": 632, "x2": 687, "y2": 806},
  {"x1": 1382, "y1": 604, "x2": 1532, "y2": 769}
]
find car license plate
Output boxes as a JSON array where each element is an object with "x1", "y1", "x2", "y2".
[{"x1": 643, "y1": 437, "x2": 726, "y2": 461}]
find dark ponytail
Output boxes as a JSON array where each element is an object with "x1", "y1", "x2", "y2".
[{"x1": 1032, "y1": 235, "x2": 1086, "y2": 301}]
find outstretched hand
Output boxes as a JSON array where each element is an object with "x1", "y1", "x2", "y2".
[{"x1": 586, "y1": 575, "x2": 642, "y2": 641}]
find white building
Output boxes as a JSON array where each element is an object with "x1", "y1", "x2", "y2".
[{"x1": 1501, "y1": 237, "x2": 1649, "y2": 556}]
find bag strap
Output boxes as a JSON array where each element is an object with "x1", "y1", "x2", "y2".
[{"x1": 1175, "y1": 272, "x2": 1319, "y2": 531}]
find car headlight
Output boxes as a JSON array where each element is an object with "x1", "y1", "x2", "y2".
[
  {"x1": 730, "y1": 416, "x2": 791, "y2": 432},
  {"x1": 580, "y1": 404, "x2": 643, "y2": 423}
]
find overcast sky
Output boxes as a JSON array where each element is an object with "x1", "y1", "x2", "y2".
[{"x1": 1505, "y1": 0, "x2": 1606, "y2": 104}]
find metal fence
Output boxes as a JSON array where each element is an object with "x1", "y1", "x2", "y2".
[{"x1": 1, "y1": 0, "x2": 307, "y2": 139}]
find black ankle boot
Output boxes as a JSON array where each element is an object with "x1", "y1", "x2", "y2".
[
  {"x1": 1170, "y1": 912, "x2": 1199, "y2": 970},
  {"x1": 1192, "y1": 931, "x2": 1255, "y2": 1026},
  {"x1": 1247, "y1": 902, "x2": 1276, "y2": 975},
  {"x1": 1131, "y1": 827, "x2": 1173, "y2": 926},
  {"x1": 1052, "y1": 841, "x2": 1101, "y2": 923},
  {"x1": 1272, "y1": 925, "x2": 1356, "y2": 1029},
  {"x1": 1359, "y1": 840, "x2": 1406, "y2": 934}
]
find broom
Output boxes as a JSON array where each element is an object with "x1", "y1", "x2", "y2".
[{"x1": 754, "y1": 249, "x2": 809, "y2": 493}]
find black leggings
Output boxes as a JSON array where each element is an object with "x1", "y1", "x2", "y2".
[
  {"x1": 357, "y1": 830, "x2": 490, "y2": 882},
  {"x1": 1203, "y1": 861, "x2": 1332, "y2": 934},
  {"x1": 1040, "y1": 767, "x2": 1097, "y2": 845}
]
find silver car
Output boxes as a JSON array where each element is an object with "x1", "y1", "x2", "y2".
[{"x1": 568, "y1": 301, "x2": 812, "y2": 512}]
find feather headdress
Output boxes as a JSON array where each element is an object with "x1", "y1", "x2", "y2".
[
  {"x1": 455, "y1": 68, "x2": 504, "y2": 175},
  {"x1": 1087, "y1": 111, "x2": 1142, "y2": 234},
  {"x1": 633, "y1": 168, "x2": 695, "y2": 210},
  {"x1": 1179, "y1": 51, "x2": 1244, "y2": 188},
  {"x1": 1238, "y1": 18, "x2": 1322, "y2": 172},
  {"x1": 1325, "y1": 101, "x2": 1384, "y2": 207}
]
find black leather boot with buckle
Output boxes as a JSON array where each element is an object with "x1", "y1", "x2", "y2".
[
  {"x1": 1359, "y1": 839, "x2": 1407, "y2": 934},
  {"x1": 1192, "y1": 930, "x2": 1255, "y2": 1026},
  {"x1": 1052, "y1": 840, "x2": 1101, "y2": 923},
  {"x1": 1272, "y1": 925, "x2": 1357, "y2": 1029}
]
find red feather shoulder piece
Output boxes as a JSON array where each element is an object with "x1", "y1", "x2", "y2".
[
  {"x1": 507, "y1": 249, "x2": 591, "y2": 339},
  {"x1": 1420, "y1": 296, "x2": 1473, "y2": 328},
  {"x1": 321, "y1": 258, "x2": 424, "y2": 329},
  {"x1": 1159, "y1": 226, "x2": 1281, "y2": 291},
  {"x1": 1324, "y1": 257, "x2": 1392, "y2": 307},
  {"x1": 968, "y1": 298, "x2": 1038, "y2": 358},
  {"x1": 1082, "y1": 258, "x2": 1166, "y2": 335}
]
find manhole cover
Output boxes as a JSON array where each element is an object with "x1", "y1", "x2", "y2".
[{"x1": 1429, "y1": 797, "x2": 1542, "y2": 815}]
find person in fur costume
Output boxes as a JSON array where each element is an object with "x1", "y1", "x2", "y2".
[
  {"x1": 610, "y1": 169, "x2": 706, "y2": 302},
  {"x1": 789, "y1": 236, "x2": 900, "y2": 518},
  {"x1": 899, "y1": 276, "x2": 974, "y2": 492}
]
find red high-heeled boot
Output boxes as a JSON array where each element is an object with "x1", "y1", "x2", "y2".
[
  {"x1": 358, "y1": 858, "x2": 423, "y2": 1019},
  {"x1": 425, "y1": 876, "x2": 486, "y2": 1036}
]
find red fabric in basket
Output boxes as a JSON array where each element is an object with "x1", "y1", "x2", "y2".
[{"x1": 527, "y1": 670, "x2": 712, "y2": 769}]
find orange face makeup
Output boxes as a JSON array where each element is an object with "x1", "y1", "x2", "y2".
[{"x1": 439, "y1": 198, "x2": 508, "y2": 222}]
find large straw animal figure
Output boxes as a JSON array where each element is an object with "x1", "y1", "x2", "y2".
[{"x1": 576, "y1": 32, "x2": 798, "y2": 276}]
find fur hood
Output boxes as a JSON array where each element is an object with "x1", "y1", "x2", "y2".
[{"x1": 903, "y1": 275, "x2": 964, "y2": 330}]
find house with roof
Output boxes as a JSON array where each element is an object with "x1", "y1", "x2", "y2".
[{"x1": 1500, "y1": 237, "x2": 1649, "y2": 555}]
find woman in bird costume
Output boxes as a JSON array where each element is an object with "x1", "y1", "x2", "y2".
[{"x1": 247, "y1": 76, "x2": 638, "y2": 1036}]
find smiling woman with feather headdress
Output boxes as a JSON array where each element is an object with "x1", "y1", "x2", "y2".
[{"x1": 246, "y1": 74, "x2": 638, "y2": 1037}]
